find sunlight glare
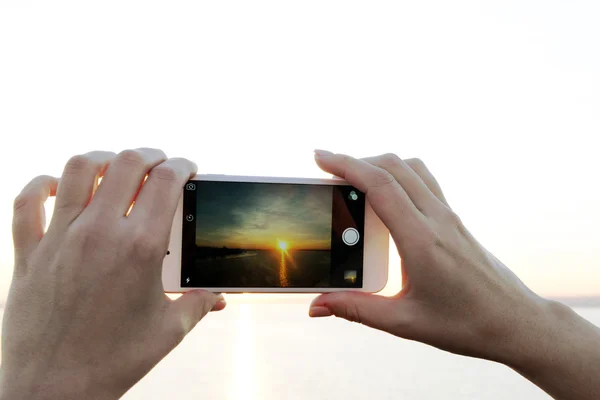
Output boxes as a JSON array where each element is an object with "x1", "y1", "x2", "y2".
[
  {"x1": 43, "y1": 197, "x2": 55, "y2": 233},
  {"x1": 277, "y1": 240, "x2": 287, "y2": 251},
  {"x1": 279, "y1": 251, "x2": 289, "y2": 287}
]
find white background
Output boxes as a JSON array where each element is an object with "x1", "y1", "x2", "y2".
[{"x1": 1, "y1": 0, "x2": 599, "y2": 301}]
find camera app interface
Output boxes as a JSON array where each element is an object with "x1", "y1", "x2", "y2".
[{"x1": 181, "y1": 180, "x2": 365, "y2": 288}]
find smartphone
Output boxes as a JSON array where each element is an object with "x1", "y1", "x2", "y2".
[{"x1": 162, "y1": 174, "x2": 389, "y2": 293}]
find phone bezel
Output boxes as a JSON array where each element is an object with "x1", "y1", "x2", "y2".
[{"x1": 162, "y1": 174, "x2": 389, "y2": 293}]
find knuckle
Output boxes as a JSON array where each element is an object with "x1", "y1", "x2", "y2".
[
  {"x1": 167, "y1": 321, "x2": 188, "y2": 348},
  {"x1": 343, "y1": 301, "x2": 362, "y2": 324},
  {"x1": 117, "y1": 149, "x2": 146, "y2": 167},
  {"x1": 167, "y1": 302, "x2": 207, "y2": 346},
  {"x1": 390, "y1": 303, "x2": 417, "y2": 338},
  {"x1": 90, "y1": 150, "x2": 117, "y2": 158},
  {"x1": 380, "y1": 152, "x2": 402, "y2": 167},
  {"x1": 170, "y1": 328, "x2": 187, "y2": 348},
  {"x1": 69, "y1": 217, "x2": 114, "y2": 253},
  {"x1": 64, "y1": 154, "x2": 92, "y2": 175},
  {"x1": 331, "y1": 154, "x2": 354, "y2": 180},
  {"x1": 337, "y1": 154, "x2": 353, "y2": 170},
  {"x1": 330, "y1": 292, "x2": 362, "y2": 324},
  {"x1": 170, "y1": 157, "x2": 196, "y2": 173},
  {"x1": 338, "y1": 154, "x2": 352, "y2": 164},
  {"x1": 444, "y1": 209, "x2": 463, "y2": 227},
  {"x1": 411, "y1": 225, "x2": 441, "y2": 254},
  {"x1": 73, "y1": 215, "x2": 110, "y2": 238},
  {"x1": 129, "y1": 228, "x2": 164, "y2": 260},
  {"x1": 150, "y1": 164, "x2": 179, "y2": 182},
  {"x1": 405, "y1": 157, "x2": 427, "y2": 171},
  {"x1": 13, "y1": 193, "x2": 31, "y2": 214},
  {"x1": 365, "y1": 174, "x2": 401, "y2": 211},
  {"x1": 371, "y1": 167, "x2": 395, "y2": 188},
  {"x1": 140, "y1": 147, "x2": 167, "y2": 159},
  {"x1": 13, "y1": 175, "x2": 51, "y2": 213}
]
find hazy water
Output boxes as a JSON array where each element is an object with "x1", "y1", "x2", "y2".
[
  {"x1": 193, "y1": 250, "x2": 331, "y2": 287},
  {"x1": 120, "y1": 305, "x2": 600, "y2": 400}
]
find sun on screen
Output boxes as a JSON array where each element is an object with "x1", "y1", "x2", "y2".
[{"x1": 278, "y1": 240, "x2": 288, "y2": 251}]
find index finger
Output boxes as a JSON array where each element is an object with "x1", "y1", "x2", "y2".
[
  {"x1": 127, "y1": 158, "x2": 198, "y2": 235},
  {"x1": 12, "y1": 175, "x2": 59, "y2": 269},
  {"x1": 404, "y1": 158, "x2": 450, "y2": 208},
  {"x1": 314, "y1": 150, "x2": 425, "y2": 237}
]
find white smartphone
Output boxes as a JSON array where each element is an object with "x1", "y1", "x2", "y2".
[{"x1": 162, "y1": 174, "x2": 389, "y2": 293}]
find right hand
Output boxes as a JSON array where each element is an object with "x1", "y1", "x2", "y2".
[{"x1": 309, "y1": 151, "x2": 552, "y2": 364}]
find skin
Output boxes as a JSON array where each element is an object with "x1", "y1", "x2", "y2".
[
  {"x1": 0, "y1": 149, "x2": 226, "y2": 400},
  {"x1": 309, "y1": 150, "x2": 600, "y2": 400},
  {"x1": 1, "y1": 148, "x2": 598, "y2": 399}
]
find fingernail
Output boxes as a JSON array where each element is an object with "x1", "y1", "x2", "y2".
[
  {"x1": 314, "y1": 149, "x2": 333, "y2": 157},
  {"x1": 211, "y1": 294, "x2": 227, "y2": 311},
  {"x1": 309, "y1": 306, "x2": 333, "y2": 318},
  {"x1": 211, "y1": 301, "x2": 226, "y2": 312}
]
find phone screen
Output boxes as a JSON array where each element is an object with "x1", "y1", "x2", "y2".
[{"x1": 180, "y1": 180, "x2": 365, "y2": 288}]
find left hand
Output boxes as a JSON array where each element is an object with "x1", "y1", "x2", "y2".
[{"x1": 1, "y1": 149, "x2": 226, "y2": 400}]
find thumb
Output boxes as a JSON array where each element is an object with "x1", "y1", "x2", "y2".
[
  {"x1": 309, "y1": 291, "x2": 413, "y2": 335},
  {"x1": 168, "y1": 290, "x2": 227, "y2": 337}
]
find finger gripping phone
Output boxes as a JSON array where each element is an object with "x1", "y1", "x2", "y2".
[{"x1": 162, "y1": 175, "x2": 389, "y2": 293}]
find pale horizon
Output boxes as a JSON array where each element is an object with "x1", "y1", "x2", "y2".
[{"x1": 1, "y1": 1, "x2": 599, "y2": 302}]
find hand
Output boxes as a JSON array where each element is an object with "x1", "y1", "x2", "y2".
[
  {"x1": 1, "y1": 149, "x2": 226, "y2": 400},
  {"x1": 308, "y1": 151, "x2": 550, "y2": 364}
]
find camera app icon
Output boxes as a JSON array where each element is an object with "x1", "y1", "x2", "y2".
[{"x1": 186, "y1": 183, "x2": 196, "y2": 191}]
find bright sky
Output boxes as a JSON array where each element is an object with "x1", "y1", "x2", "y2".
[{"x1": 0, "y1": 1, "x2": 598, "y2": 301}]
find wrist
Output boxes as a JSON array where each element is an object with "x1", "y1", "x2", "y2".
[
  {"x1": 501, "y1": 297, "x2": 600, "y2": 374},
  {"x1": 499, "y1": 299, "x2": 600, "y2": 399},
  {"x1": 469, "y1": 292, "x2": 555, "y2": 367},
  {"x1": 499, "y1": 298, "x2": 566, "y2": 370},
  {"x1": 0, "y1": 367, "x2": 76, "y2": 400}
]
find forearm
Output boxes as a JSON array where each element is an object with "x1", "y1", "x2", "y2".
[
  {"x1": 506, "y1": 300, "x2": 600, "y2": 400},
  {"x1": 0, "y1": 366, "x2": 118, "y2": 400}
]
